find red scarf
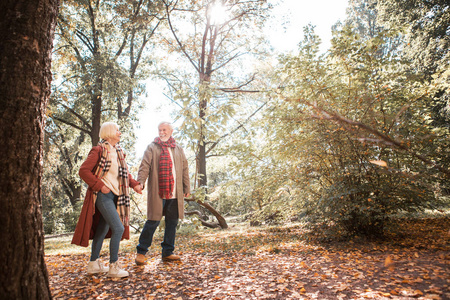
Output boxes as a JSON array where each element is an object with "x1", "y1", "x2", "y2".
[{"x1": 155, "y1": 136, "x2": 176, "y2": 199}]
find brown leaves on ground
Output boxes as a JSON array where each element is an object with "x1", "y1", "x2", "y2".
[{"x1": 46, "y1": 217, "x2": 450, "y2": 299}]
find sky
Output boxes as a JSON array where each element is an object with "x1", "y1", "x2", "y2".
[
  {"x1": 267, "y1": 0, "x2": 349, "y2": 52},
  {"x1": 133, "y1": 0, "x2": 349, "y2": 156}
]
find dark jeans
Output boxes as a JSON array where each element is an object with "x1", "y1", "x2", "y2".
[{"x1": 136, "y1": 199, "x2": 179, "y2": 258}]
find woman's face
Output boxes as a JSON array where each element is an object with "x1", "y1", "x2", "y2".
[{"x1": 108, "y1": 127, "x2": 121, "y2": 145}]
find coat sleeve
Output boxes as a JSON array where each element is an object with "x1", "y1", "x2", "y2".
[
  {"x1": 181, "y1": 147, "x2": 190, "y2": 194},
  {"x1": 137, "y1": 144, "x2": 153, "y2": 189},
  {"x1": 79, "y1": 146, "x2": 104, "y2": 192}
]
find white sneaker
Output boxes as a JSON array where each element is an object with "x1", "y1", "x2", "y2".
[
  {"x1": 107, "y1": 261, "x2": 129, "y2": 278},
  {"x1": 87, "y1": 259, "x2": 109, "y2": 274}
]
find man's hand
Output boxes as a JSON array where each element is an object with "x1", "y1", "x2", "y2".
[{"x1": 184, "y1": 193, "x2": 190, "y2": 198}]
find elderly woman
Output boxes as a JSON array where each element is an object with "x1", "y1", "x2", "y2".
[{"x1": 72, "y1": 122, "x2": 142, "y2": 278}]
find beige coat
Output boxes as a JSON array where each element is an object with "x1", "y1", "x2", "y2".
[{"x1": 137, "y1": 141, "x2": 190, "y2": 220}]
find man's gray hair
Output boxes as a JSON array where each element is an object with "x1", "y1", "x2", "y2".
[{"x1": 158, "y1": 121, "x2": 173, "y2": 130}]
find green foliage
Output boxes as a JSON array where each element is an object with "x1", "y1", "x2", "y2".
[
  {"x1": 229, "y1": 17, "x2": 447, "y2": 237},
  {"x1": 159, "y1": 0, "x2": 272, "y2": 189},
  {"x1": 42, "y1": 178, "x2": 84, "y2": 234},
  {"x1": 42, "y1": 0, "x2": 449, "y2": 239},
  {"x1": 377, "y1": 0, "x2": 450, "y2": 192},
  {"x1": 377, "y1": 0, "x2": 450, "y2": 77},
  {"x1": 43, "y1": 0, "x2": 161, "y2": 233},
  {"x1": 303, "y1": 26, "x2": 442, "y2": 234},
  {"x1": 42, "y1": 124, "x2": 89, "y2": 234}
]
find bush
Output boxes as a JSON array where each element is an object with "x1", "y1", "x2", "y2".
[{"x1": 306, "y1": 166, "x2": 439, "y2": 237}]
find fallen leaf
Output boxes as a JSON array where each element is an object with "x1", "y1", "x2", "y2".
[{"x1": 369, "y1": 160, "x2": 387, "y2": 167}]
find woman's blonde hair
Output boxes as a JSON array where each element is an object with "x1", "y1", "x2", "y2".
[{"x1": 99, "y1": 122, "x2": 119, "y2": 140}]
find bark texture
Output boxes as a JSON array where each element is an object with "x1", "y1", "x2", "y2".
[{"x1": 0, "y1": 0, "x2": 59, "y2": 298}]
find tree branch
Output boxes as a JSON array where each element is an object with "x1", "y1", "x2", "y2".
[
  {"x1": 205, "y1": 101, "x2": 267, "y2": 156},
  {"x1": 301, "y1": 99, "x2": 450, "y2": 177},
  {"x1": 52, "y1": 116, "x2": 91, "y2": 135},
  {"x1": 215, "y1": 74, "x2": 259, "y2": 93},
  {"x1": 165, "y1": 1, "x2": 200, "y2": 73},
  {"x1": 185, "y1": 197, "x2": 228, "y2": 229},
  {"x1": 185, "y1": 210, "x2": 220, "y2": 228},
  {"x1": 56, "y1": 102, "x2": 92, "y2": 131}
]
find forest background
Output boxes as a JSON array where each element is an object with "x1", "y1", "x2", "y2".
[
  {"x1": 2, "y1": 0, "x2": 448, "y2": 298},
  {"x1": 43, "y1": 0, "x2": 449, "y2": 239}
]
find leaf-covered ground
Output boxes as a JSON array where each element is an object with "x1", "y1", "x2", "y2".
[{"x1": 46, "y1": 217, "x2": 449, "y2": 299}]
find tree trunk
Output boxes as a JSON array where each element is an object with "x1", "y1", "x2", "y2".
[
  {"x1": 67, "y1": 185, "x2": 82, "y2": 207},
  {"x1": 89, "y1": 3, "x2": 102, "y2": 146},
  {"x1": 197, "y1": 86, "x2": 209, "y2": 189},
  {"x1": 0, "y1": 0, "x2": 59, "y2": 298},
  {"x1": 91, "y1": 79, "x2": 103, "y2": 146},
  {"x1": 197, "y1": 136, "x2": 208, "y2": 188}
]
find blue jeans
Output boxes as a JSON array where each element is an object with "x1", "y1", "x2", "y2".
[
  {"x1": 136, "y1": 199, "x2": 179, "y2": 258},
  {"x1": 90, "y1": 191, "x2": 124, "y2": 263}
]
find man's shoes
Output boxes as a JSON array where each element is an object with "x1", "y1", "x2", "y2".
[
  {"x1": 87, "y1": 259, "x2": 109, "y2": 274},
  {"x1": 135, "y1": 253, "x2": 147, "y2": 266},
  {"x1": 162, "y1": 254, "x2": 181, "y2": 262},
  {"x1": 107, "y1": 261, "x2": 129, "y2": 278}
]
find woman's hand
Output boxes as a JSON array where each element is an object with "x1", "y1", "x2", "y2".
[
  {"x1": 134, "y1": 184, "x2": 143, "y2": 194},
  {"x1": 100, "y1": 185, "x2": 111, "y2": 194}
]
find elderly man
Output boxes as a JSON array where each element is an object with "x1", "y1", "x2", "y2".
[{"x1": 135, "y1": 122, "x2": 190, "y2": 264}]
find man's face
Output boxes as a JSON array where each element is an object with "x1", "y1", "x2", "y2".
[{"x1": 158, "y1": 124, "x2": 173, "y2": 141}]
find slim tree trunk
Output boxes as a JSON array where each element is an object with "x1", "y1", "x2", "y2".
[
  {"x1": 91, "y1": 87, "x2": 102, "y2": 146},
  {"x1": 198, "y1": 134, "x2": 208, "y2": 188},
  {"x1": 0, "y1": 0, "x2": 59, "y2": 298},
  {"x1": 197, "y1": 83, "x2": 209, "y2": 189},
  {"x1": 89, "y1": 2, "x2": 102, "y2": 146}
]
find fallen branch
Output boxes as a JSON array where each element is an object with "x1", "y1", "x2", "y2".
[
  {"x1": 185, "y1": 197, "x2": 228, "y2": 229},
  {"x1": 186, "y1": 210, "x2": 221, "y2": 228}
]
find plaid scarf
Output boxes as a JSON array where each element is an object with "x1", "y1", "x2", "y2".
[
  {"x1": 154, "y1": 136, "x2": 176, "y2": 199},
  {"x1": 93, "y1": 140, "x2": 131, "y2": 225}
]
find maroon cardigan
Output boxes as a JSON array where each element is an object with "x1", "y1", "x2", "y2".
[{"x1": 71, "y1": 146, "x2": 139, "y2": 247}]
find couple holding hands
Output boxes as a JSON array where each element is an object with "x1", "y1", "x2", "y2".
[{"x1": 71, "y1": 121, "x2": 190, "y2": 278}]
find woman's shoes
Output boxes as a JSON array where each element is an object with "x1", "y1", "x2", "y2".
[
  {"x1": 87, "y1": 259, "x2": 109, "y2": 274},
  {"x1": 87, "y1": 259, "x2": 128, "y2": 277},
  {"x1": 107, "y1": 261, "x2": 129, "y2": 278}
]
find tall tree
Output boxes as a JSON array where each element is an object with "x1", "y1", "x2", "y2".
[
  {"x1": 377, "y1": 0, "x2": 450, "y2": 191},
  {"x1": 338, "y1": 0, "x2": 403, "y2": 57},
  {"x1": 52, "y1": 0, "x2": 162, "y2": 146},
  {"x1": 344, "y1": 0, "x2": 379, "y2": 38},
  {"x1": 0, "y1": 0, "x2": 59, "y2": 298},
  {"x1": 42, "y1": 0, "x2": 163, "y2": 231},
  {"x1": 161, "y1": 0, "x2": 271, "y2": 189},
  {"x1": 377, "y1": 0, "x2": 450, "y2": 78}
]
